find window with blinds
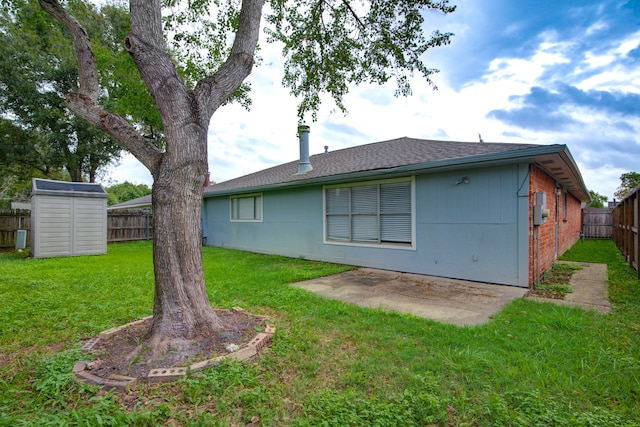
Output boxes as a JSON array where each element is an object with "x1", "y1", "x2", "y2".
[
  {"x1": 230, "y1": 194, "x2": 262, "y2": 221},
  {"x1": 325, "y1": 179, "x2": 412, "y2": 245}
]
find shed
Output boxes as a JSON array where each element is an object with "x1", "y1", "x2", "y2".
[{"x1": 30, "y1": 178, "x2": 107, "y2": 258}]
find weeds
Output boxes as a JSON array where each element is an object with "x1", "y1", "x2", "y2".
[{"x1": 533, "y1": 262, "x2": 581, "y2": 298}]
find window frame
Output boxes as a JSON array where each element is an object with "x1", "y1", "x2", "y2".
[
  {"x1": 323, "y1": 177, "x2": 415, "y2": 250},
  {"x1": 230, "y1": 193, "x2": 263, "y2": 222}
]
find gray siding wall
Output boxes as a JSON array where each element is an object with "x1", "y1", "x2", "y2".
[{"x1": 203, "y1": 164, "x2": 530, "y2": 286}]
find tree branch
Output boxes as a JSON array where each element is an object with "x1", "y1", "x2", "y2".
[
  {"x1": 126, "y1": 0, "x2": 212, "y2": 156},
  {"x1": 195, "y1": 0, "x2": 265, "y2": 117},
  {"x1": 38, "y1": 0, "x2": 99, "y2": 103},
  {"x1": 67, "y1": 94, "x2": 164, "y2": 171},
  {"x1": 341, "y1": 0, "x2": 365, "y2": 31},
  {"x1": 38, "y1": 0, "x2": 162, "y2": 173}
]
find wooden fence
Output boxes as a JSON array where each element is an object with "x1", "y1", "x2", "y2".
[
  {"x1": 107, "y1": 209, "x2": 153, "y2": 242},
  {"x1": 0, "y1": 208, "x2": 153, "y2": 248},
  {"x1": 582, "y1": 207, "x2": 613, "y2": 239},
  {"x1": 0, "y1": 209, "x2": 31, "y2": 248},
  {"x1": 613, "y1": 185, "x2": 639, "y2": 278}
]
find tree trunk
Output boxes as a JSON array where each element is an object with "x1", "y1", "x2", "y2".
[
  {"x1": 147, "y1": 118, "x2": 219, "y2": 354},
  {"x1": 68, "y1": 162, "x2": 83, "y2": 182}
]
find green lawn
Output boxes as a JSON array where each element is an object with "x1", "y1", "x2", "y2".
[{"x1": 0, "y1": 240, "x2": 638, "y2": 426}]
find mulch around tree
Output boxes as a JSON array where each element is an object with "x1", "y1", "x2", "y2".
[{"x1": 84, "y1": 309, "x2": 269, "y2": 381}]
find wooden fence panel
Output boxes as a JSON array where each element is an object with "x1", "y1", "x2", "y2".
[
  {"x1": 0, "y1": 208, "x2": 153, "y2": 247},
  {"x1": 0, "y1": 209, "x2": 30, "y2": 248},
  {"x1": 582, "y1": 207, "x2": 613, "y2": 239},
  {"x1": 107, "y1": 209, "x2": 153, "y2": 243},
  {"x1": 613, "y1": 186, "x2": 639, "y2": 278}
]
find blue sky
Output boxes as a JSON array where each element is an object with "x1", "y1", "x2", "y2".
[{"x1": 107, "y1": 0, "x2": 640, "y2": 200}]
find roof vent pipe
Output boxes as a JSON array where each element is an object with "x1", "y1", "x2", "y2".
[{"x1": 297, "y1": 124, "x2": 313, "y2": 174}]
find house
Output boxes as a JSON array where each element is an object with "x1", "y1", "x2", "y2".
[{"x1": 202, "y1": 126, "x2": 589, "y2": 287}]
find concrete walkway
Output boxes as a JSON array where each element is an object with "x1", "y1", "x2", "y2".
[
  {"x1": 292, "y1": 262, "x2": 610, "y2": 326},
  {"x1": 527, "y1": 262, "x2": 611, "y2": 313}
]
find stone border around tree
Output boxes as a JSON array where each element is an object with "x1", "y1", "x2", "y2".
[{"x1": 72, "y1": 307, "x2": 275, "y2": 392}]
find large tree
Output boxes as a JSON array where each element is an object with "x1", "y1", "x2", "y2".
[{"x1": 38, "y1": 0, "x2": 455, "y2": 357}]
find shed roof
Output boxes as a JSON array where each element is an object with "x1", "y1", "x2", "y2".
[
  {"x1": 32, "y1": 178, "x2": 107, "y2": 198},
  {"x1": 204, "y1": 137, "x2": 590, "y2": 201}
]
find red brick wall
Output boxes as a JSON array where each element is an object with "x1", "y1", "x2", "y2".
[{"x1": 528, "y1": 165, "x2": 582, "y2": 286}]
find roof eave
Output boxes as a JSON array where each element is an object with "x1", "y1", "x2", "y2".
[{"x1": 204, "y1": 144, "x2": 591, "y2": 201}]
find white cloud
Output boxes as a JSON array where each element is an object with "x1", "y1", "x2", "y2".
[
  {"x1": 616, "y1": 31, "x2": 640, "y2": 56},
  {"x1": 578, "y1": 30, "x2": 640, "y2": 92},
  {"x1": 583, "y1": 51, "x2": 616, "y2": 68},
  {"x1": 585, "y1": 20, "x2": 608, "y2": 36}
]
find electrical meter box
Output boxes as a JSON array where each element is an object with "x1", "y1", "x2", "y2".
[{"x1": 533, "y1": 192, "x2": 549, "y2": 225}]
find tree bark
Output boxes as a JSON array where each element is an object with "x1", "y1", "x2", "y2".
[{"x1": 148, "y1": 125, "x2": 215, "y2": 352}]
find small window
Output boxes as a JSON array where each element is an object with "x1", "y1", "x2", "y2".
[{"x1": 230, "y1": 194, "x2": 262, "y2": 222}]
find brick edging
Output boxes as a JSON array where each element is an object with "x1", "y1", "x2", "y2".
[{"x1": 73, "y1": 307, "x2": 275, "y2": 391}]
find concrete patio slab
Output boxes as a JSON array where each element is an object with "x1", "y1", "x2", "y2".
[
  {"x1": 292, "y1": 268, "x2": 528, "y2": 326},
  {"x1": 292, "y1": 262, "x2": 610, "y2": 326}
]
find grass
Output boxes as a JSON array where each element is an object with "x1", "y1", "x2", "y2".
[{"x1": 1, "y1": 239, "x2": 639, "y2": 426}]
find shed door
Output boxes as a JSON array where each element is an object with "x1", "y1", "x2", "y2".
[{"x1": 33, "y1": 195, "x2": 73, "y2": 257}]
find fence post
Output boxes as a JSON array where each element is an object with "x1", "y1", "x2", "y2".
[
  {"x1": 145, "y1": 211, "x2": 150, "y2": 240},
  {"x1": 612, "y1": 185, "x2": 640, "y2": 278}
]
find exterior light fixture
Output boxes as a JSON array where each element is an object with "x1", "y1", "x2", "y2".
[{"x1": 455, "y1": 177, "x2": 470, "y2": 186}]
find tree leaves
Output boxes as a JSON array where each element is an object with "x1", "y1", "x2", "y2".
[
  {"x1": 161, "y1": 0, "x2": 456, "y2": 120},
  {"x1": 614, "y1": 172, "x2": 640, "y2": 200},
  {"x1": 587, "y1": 190, "x2": 608, "y2": 208},
  {"x1": 162, "y1": 0, "x2": 253, "y2": 108},
  {"x1": 265, "y1": 0, "x2": 456, "y2": 119}
]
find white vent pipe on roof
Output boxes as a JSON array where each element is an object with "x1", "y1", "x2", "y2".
[{"x1": 297, "y1": 124, "x2": 313, "y2": 174}]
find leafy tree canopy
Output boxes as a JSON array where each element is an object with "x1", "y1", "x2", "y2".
[
  {"x1": 614, "y1": 172, "x2": 640, "y2": 200},
  {"x1": 0, "y1": 0, "x2": 162, "y2": 184},
  {"x1": 105, "y1": 181, "x2": 151, "y2": 206},
  {"x1": 0, "y1": 117, "x2": 71, "y2": 206},
  {"x1": 587, "y1": 190, "x2": 608, "y2": 208},
  {"x1": 161, "y1": 0, "x2": 456, "y2": 120}
]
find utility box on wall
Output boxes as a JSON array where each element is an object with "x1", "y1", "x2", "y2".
[
  {"x1": 533, "y1": 191, "x2": 550, "y2": 226},
  {"x1": 30, "y1": 178, "x2": 107, "y2": 258}
]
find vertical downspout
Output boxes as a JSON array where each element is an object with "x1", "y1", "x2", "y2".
[
  {"x1": 555, "y1": 187, "x2": 560, "y2": 259},
  {"x1": 536, "y1": 226, "x2": 540, "y2": 284}
]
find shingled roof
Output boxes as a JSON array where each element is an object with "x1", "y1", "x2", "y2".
[
  {"x1": 107, "y1": 194, "x2": 152, "y2": 210},
  {"x1": 203, "y1": 136, "x2": 590, "y2": 202}
]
